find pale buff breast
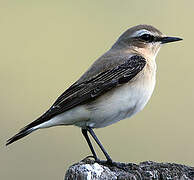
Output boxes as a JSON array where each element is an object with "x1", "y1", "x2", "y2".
[
  {"x1": 37, "y1": 59, "x2": 157, "y2": 129},
  {"x1": 82, "y1": 61, "x2": 156, "y2": 128}
]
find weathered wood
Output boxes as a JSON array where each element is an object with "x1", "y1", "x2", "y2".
[{"x1": 65, "y1": 159, "x2": 194, "y2": 180}]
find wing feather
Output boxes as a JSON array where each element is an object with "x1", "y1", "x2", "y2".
[{"x1": 21, "y1": 55, "x2": 146, "y2": 131}]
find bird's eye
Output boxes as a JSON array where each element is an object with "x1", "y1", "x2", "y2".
[{"x1": 139, "y1": 34, "x2": 154, "y2": 42}]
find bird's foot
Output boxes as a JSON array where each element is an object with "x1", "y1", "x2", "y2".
[
  {"x1": 81, "y1": 155, "x2": 96, "y2": 162},
  {"x1": 81, "y1": 156, "x2": 113, "y2": 165},
  {"x1": 96, "y1": 159, "x2": 127, "y2": 170},
  {"x1": 81, "y1": 156, "x2": 126, "y2": 170},
  {"x1": 95, "y1": 158, "x2": 113, "y2": 165}
]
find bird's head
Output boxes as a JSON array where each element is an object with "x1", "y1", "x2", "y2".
[{"x1": 113, "y1": 24, "x2": 182, "y2": 60}]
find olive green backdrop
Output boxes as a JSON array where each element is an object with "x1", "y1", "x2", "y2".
[{"x1": 1, "y1": 0, "x2": 193, "y2": 179}]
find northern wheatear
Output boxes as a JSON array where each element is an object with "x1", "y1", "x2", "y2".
[{"x1": 6, "y1": 25, "x2": 182, "y2": 164}]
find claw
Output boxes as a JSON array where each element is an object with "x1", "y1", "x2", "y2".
[
  {"x1": 81, "y1": 155, "x2": 97, "y2": 162},
  {"x1": 95, "y1": 158, "x2": 113, "y2": 166}
]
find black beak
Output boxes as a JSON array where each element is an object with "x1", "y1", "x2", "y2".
[{"x1": 160, "y1": 36, "x2": 183, "y2": 44}]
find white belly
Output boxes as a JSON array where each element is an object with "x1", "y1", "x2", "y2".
[
  {"x1": 37, "y1": 67, "x2": 156, "y2": 130},
  {"x1": 78, "y1": 71, "x2": 156, "y2": 128}
]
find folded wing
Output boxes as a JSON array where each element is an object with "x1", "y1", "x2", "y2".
[{"x1": 6, "y1": 55, "x2": 146, "y2": 145}]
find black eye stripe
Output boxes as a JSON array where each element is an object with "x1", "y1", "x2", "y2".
[{"x1": 139, "y1": 34, "x2": 155, "y2": 42}]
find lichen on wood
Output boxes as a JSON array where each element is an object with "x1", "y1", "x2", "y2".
[{"x1": 65, "y1": 159, "x2": 194, "y2": 180}]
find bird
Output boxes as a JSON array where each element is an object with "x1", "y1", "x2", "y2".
[{"x1": 6, "y1": 24, "x2": 182, "y2": 164}]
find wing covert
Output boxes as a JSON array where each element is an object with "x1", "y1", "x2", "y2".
[
  {"x1": 22, "y1": 55, "x2": 146, "y2": 130},
  {"x1": 51, "y1": 55, "x2": 146, "y2": 114}
]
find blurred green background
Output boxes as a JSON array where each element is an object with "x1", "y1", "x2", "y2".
[{"x1": 1, "y1": 0, "x2": 193, "y2": 179}]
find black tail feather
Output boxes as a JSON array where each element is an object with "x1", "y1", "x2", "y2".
[
  {"x1": 6, "y1": 128, "x2": 34, "y2": 146},
  {"x1": 6, "y1": 114, "x2": 48, "y2": 146}
]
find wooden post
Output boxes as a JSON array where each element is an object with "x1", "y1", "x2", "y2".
[{"x1": 65, "y1": 159, "x2": 194, "y2": 180}]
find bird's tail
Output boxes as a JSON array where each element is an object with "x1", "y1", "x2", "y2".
[
  {"x1": 6, "y1": 127, "x2": 35, "y2": 146},
  {"x1": 6, "y1": 110, "x2": 54, "y2": 146},
  {"x1": 6, "y1": 110, "x2": 52, "y2": 146}
]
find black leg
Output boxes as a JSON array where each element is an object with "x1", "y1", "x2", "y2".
[
  {"x1": 81, "y1": 128, "x2": 98, "y2": 160},
  {"x1": 87, "y1": 127, "x2": 112, "y2": 164}
]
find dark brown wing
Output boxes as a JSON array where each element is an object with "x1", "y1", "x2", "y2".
[
  {"x1": 6, "y1": 55, "x2": 146, "y2": 146},
  {"x1": 22, "y1": 55, "x2": 146, "y2": 130}
]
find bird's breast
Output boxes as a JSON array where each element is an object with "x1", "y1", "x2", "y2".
[{"x1": 85, "y1": 64, "x2": 156, "y2": 128}]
